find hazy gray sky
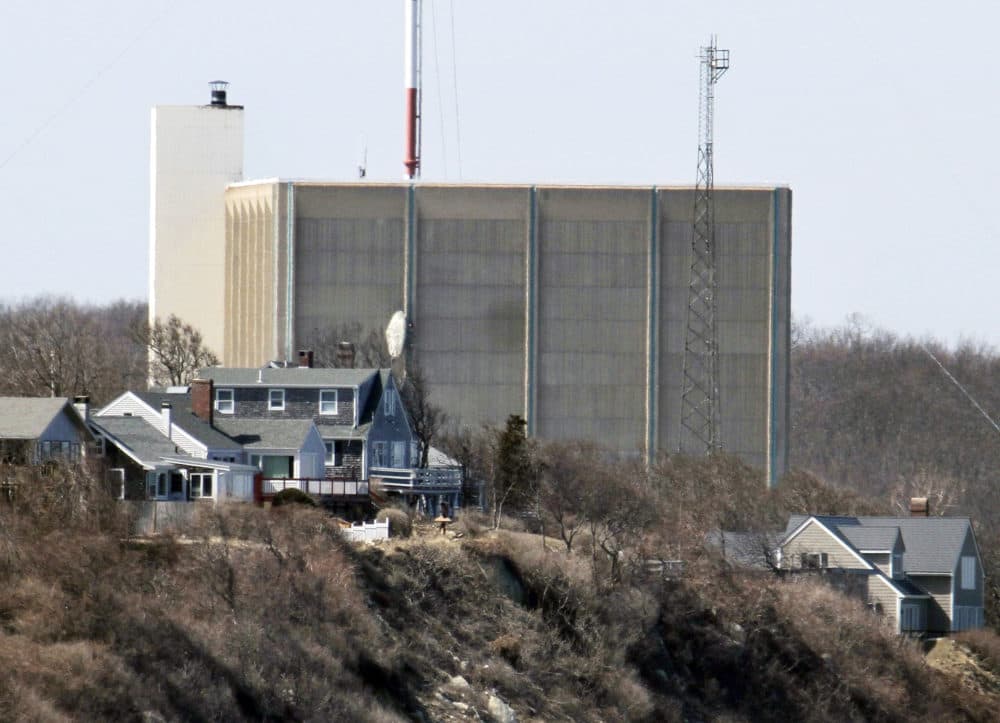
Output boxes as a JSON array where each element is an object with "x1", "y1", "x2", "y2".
[{"x1": 1, "y1": 1, "x2": 997, "y2": 348}]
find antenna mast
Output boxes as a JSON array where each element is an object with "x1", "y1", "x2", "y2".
[
  {"x1": 404, "y1": 0, "x2": 423, "y2": 179},
  {"x1": 680, "y1": 37, "x2": 729, "y2": 455}
]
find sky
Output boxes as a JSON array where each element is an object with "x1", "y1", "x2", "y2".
[{"x1": 1, "y1": 1, "x2": 998, "y2": 349}]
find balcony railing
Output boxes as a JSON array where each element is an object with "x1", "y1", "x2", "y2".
[
  {"x1": 256, "y1": 477, "x2": 369, "y2": 501},
  {"x1": 369, "y1": 466, "x2": 462, "y2": 492}
]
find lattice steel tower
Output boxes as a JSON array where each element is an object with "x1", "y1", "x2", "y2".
[{"x1": 680, "y1": 38, "x2": 729, "y2": 454}]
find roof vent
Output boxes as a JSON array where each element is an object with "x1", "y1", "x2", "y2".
[{"x1": 209, "y1": 80, "x2": 229, "y2": 107}]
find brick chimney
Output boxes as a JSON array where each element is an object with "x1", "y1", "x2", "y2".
[
  {"x1": 298, "y1": 349, "x2": 314, "y2": 368},
  {"x1": 190, "y1": 378, "x2": 214, "y2": 425},
  {"x1": 910, "y1": 497, "x2": 929, "y2": 517},
  {"x1": 336, "y1": 341, "x2": 356, "y2": 368}
]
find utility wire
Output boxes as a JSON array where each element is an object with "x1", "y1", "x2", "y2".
[
  {"x1": 0, "y1": 3, "x2": 173, "y2": 174},
  {"x1": 921, "y1": 344, "x2": 1000, "y2": 436},
  {"x1": 428, "y1": 0, "x2": 448, "y2": 176},
  {"x1": 448, "y1": 0, "x2": 463, "y2": 179}
]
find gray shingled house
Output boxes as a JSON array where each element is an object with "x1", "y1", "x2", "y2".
[
  {"x1": 194, "y1": 357, "x2": 462, "y2": 514},
  {"x1": 778, "y1": 509, "x2": 984, "y2": 634},
  {"x1": 0, "y1": 396, "x2": 95, "y2": 465}
]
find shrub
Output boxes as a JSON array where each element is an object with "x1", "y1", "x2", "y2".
[
  {"x1": 377, "y1": 508, "x2": 411, "y2": 538},
  {"x1": 271, "y1": 488, "x2": 316, "y2": 507}
]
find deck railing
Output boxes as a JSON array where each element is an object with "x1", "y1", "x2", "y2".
[
  {"x1": 256, "y1": 476, "x2": 369, "y2": 501},
  {"x1": 369, "y1": 466, "x2": 462, "y2": 492}
]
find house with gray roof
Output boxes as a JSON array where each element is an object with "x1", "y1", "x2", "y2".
[
  {"x1": 194, "y1": 355, "x2": 461, "y2": 514},
  {"x1": 778, "y1": 507, "x2": 984, "y2": 634},
  {"x1": 0, "y1": 396, "x2": 95, "y2": 465},
  {"x1": 90, "y1": 413, "x2": 257, "y2": 502}
]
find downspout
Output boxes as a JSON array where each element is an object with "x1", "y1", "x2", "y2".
[
  {"x1": 646, "y1": 186, "x2": 660, "y2": 466},
  {"x1": 286, "y1": 183, "x2": 296, "y2": 362}
]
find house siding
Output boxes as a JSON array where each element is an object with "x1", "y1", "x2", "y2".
[
  {"x1": 97, "y1": 395, "x2": 206, "y2": 458},
  {"x1": 865, "y1": 575, "x2": 901, "y2": 628},
  {"x1": 782, "y1": 521, "x2": 865, "y2": 569},
  {"x1": 863, "y1": 552, "x2": 891, "y2": 577},
  {"x1": 909, "y1": 574, "x2": 951, "y2": 633},
  {"x1": 952, "y1": 530, "x2": 984, "y2": 630},
  {"x1": 228, "y1": 387, "x2": 355, "y2": 425},
  {"x1": 369, "y1": 378, "x2": 417, "y2": 469}
]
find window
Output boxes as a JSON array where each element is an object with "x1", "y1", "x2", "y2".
[
  {"x1": 156, "y1": 473, "x2": 167, "y2": 497},
  {"x1": 962, "y1": 556, "x2": 977, "y2": 590},
  {"x1": 215, "y1": 388, "x2": 234, "y2": 414},
  {"x1": 800, "y1": 552, "x2": 827, "y2": 570},
  {"x1": 373, "y1": 442, "x2": 387, "y2": 467},
  {"x1": 319, "y1": 389, "x2": 338, "y2": 415},
  {"x1": 892, "y1": 552, "x2": 903, "y2": 579},
  {"x1": 384, "y1": 389, "x2": 395, "y2": 418},
  {"x1": 391, "y1": 441, "x2": 405, "y2": 468},
  {"x1": 189, "y1": 473, "x2": 213, "y2": 499},
  {"x1": 269, "y1": 389, "x2": 285, "y2": 411},
  {"x1": 324, "y1": 441, "x2": 337, "y2": 466},
  {"x1": 411, "y1": 441, "x2": 419, "y2": 466}
]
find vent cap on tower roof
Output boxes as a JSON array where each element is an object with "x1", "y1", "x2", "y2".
[{"x1": 209, "y1": 80, "x2": 229, "y2": 107}]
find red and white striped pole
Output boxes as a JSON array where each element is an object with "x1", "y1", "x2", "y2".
[{"x1": 404, "y1": 0, "x2": 420, "y2": 179}]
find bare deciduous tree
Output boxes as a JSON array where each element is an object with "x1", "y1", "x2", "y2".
[
  {"x1": 132, "y1": 314, "x2": 219, "y2": 387},
  {"x1": 397, "y1": 362, "x2": 446, "y2": 468}
]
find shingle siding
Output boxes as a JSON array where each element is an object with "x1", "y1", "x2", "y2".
[{"x1": 228, "y1": 387, "x2": 355, "y2": 425}]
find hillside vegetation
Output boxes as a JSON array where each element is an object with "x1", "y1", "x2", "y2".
[{"x1": 2, "y1": 462, "x2": 999, "y2": 722}]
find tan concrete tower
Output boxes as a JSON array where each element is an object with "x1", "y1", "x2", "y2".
[{"x1": 148, "y1": 81, "x2": 243, "y2": 358}]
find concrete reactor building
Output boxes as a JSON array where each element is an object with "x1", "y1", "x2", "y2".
[{"x1": 150, "y1": 90, "x2": 792, "y2": 485}]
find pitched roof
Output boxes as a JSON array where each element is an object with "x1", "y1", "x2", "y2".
[
  {"x1": 213, "y1": 419, "x2": 317, "y2": 450},
  {"x1": 0, "y1": 397, "x2": 82, "y2": 439},
  {"x1": 91, "y1": 416, "x2": 185, "y2": 468},
  {"x1": 196, "y1": 367, "x2": 378, "y2": 388},
  {"x1": 838, "y1": 526, "x2": 902, "y2": 552},
  {"x1": 785, "y1": 514, "x2": 973, "y2": 574},
  {"x1": 135, "y1": 392, "x2": 242, "y2": 450}
]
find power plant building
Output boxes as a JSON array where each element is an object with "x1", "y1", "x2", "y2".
[{"x1": 221, "y1": 182, "x2": 791, "y2": 484}]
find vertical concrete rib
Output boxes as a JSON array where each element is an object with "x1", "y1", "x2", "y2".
[
  {"x1": 405, "y1": 184, "x2": 417, "y2": 322},
  {"x1": 272, "y1": 183, "x2": 280, "y2": 364},
  {"x1": 286, "y1": 183, "x2": 296, "y2": 361},
  {"x1": 767, "y1": 187, "x2": 780, "y2": 488},
  {"x1": 524, "y1": 186, "x2": 539, "y2": 434},
  {"x1": 646, "y1": 187, "x2": 660, "y2": 464}
]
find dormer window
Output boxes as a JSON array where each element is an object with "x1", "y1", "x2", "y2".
[
  {"x1": 892, "y1": 551, "x2": 903, "y2": 579},
  {"x1": 319, "y1": 389, "x2": 338, "y2": 415},
  {"x1": 384, "y1": 389, "x2": 396, "y2": 418},
  {"x1": 269, "y1": 389, "x2": 285, "y2": 411},
  {"x1": 215, "y1": 388, "x2": 234, "y2": 414}
]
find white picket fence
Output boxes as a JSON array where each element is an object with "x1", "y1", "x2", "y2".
[{"x1": 341, "y1": 519, "x2": 389, "y2": 543}]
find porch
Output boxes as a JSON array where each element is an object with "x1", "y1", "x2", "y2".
[{"x1": 254, "y1": 476, "x2": 370, "y2": 503}]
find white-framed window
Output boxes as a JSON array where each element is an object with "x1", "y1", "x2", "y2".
[
  {"x1": 189, "y1": 472, "x2": 213, "y2": 499},
  {"x1": 384, "y1": 389, "x2": 395, "y2": 418},
  {"x1": 319, "y1": 389, "x2": 338, "y2": 415},
  {"x1": 324, "y1": 441, "x2": 337, "y2": 466},
  {"x1": 411, "y1": 441, "x2": 419, "y2": 466},
  {"x1": 800, "y1": 552, "x2": 827, "y2": 570},
  {"x1": 961, "y1": 556, "x2": 977, "y2": 590},
  {"x1": 373, "y1": 442, "x2": 387, "y2": 467},
  {"x1": 269, "y1": 389, "x2": 285, "y2": 411},
  {"x1": 215, "y1": 388, "x2": 234, "y2": 414}
]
